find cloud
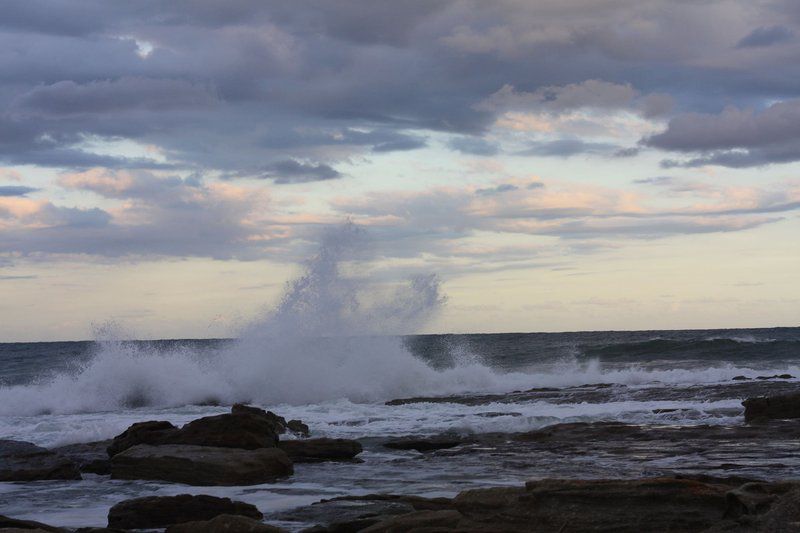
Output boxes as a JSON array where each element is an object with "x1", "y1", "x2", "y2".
[
  {"x1": 12, "y1": 78, "x2": 219, "y2": 117},
  {"x1": 613, "y1": 147, "x2": 640, "y2": 158},
  {"x1": 333, "y1": 178, "x2": 800, "y2": 258},
  {"x1": 0, "y1": 0, "x2": 794, "y2": 175},
  {"x1": 448, "y1": 136, "x2": 500, "y2": 156},
  {"x1": 634, "y1": 176, "x2": 673, "y2": 186},
  {"x1": 0, "y1": 185, "x2": 38, "y2": 197},
  {"x1": 736, "y1": 25, "x2": 794, "y2": 48},
  {"x1": 518, "y1": 139, "x2": 618, "y2": 157},
  {"x1": 371, "y1": 136, "x2": 427, "y2": 153},
  {"x1": 479, "y1": 80, "x2": 640, "y2": 113},
  {"x1": 644, "y1": 99, "x2": 800, "y2": 167},
  {"x1": 259, "y1": 160, "x2": 342, "y2": 184},
  {"x1": 475, "y1": 183, "x2": 518, "y2": 196},
  {"x1": 0, "y1": 169, "x2": 288, "y2": 260}
]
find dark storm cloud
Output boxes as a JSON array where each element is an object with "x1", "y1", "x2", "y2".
[
  {"x1": 0, "y1": 0, "x2": 798, "y2": 173},
  {"x1": 0, "y1": 185, "x2": 38, "y2": 196},
  {"x1": 2, "y1": 0, "x2": 800, "y2": 265}
]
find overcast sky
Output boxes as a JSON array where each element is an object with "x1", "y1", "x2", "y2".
[{"x1": 1, "y1": 0, "x2": 799, "y2": 341}]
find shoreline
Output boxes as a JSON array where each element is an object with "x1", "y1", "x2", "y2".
[{"x1": 2, "y1": 387, "x2": 800, "y2": 531}]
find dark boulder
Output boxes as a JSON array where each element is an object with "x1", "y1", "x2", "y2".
[
  {"x1": 52, "y1": 440, "x2": 112, "y2": 475},
  {"x1": 107, "y1": 493, "x2": 262, "y2": 529},
  {"x1": 106, "y1": 421, "x2": 178, "y2": 457},
  {"x1": 110, "y1": 444, "x2": 293, "y2": 485},
  {"x1": 166, "y1": 514, "x2": 284, "y2": 533},
  {"x1": 231, "y1": 403, "x2": 286, "y2": 432},
  {"x1": 232, "y1": 404, "x2": 310, "y2": 437},
  {"x1": 277, "y1": 438, "x2": 362, "y2": 462},
  {"x1": 172, "y1": 411, "x2": 279, "y2": 449},
  {"x1": 107, "y1": 413, "x2": 279, "y2": 457},
  {"x1": 287, "y1": 419, "x2": 310, "y2": 437},
  {"x1": 0, "y1": 440, "x2": 81, "y2": 482},
  {"x1": 743, "y1": 392, "x2": 800, "y2": 422}
]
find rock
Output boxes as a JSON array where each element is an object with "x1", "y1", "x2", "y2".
[
  {"x1": 171, "y1": 411, "x2": 279, "y2": 449},
  {"x1": 755, "y1": 374, "x2": 795, "y2": 380},
  {"x1": 358, "y1": 510, "x2": 464, "y2": 532},
  {"x1": 0, "y1": 514, "x2": 65, "y2": 532},
  {"x1": 383, "y1": 436, "x2": 464, "y2": 452},
  {"x1": 0, "y1": 440, "x2": 81, "y2": 482},
  {"x1": 743, "y1": 392, "x2": 800, "y2": 422},
  {"x1": 756, "y1": 487, "x2": 800, "y2": 532},
  {"x1": 277, "y1": 438, "x2": 362, "y2": 462},
  {"x1": 732, "y1": 375, "x2": 750, "y2": 381},
  {"x1": 716, "y1": 482, "x2": 800, "y2": 532},
  {"x1": 287, "y1": 419, "x2": 310, "y2": 437},
  {"x1": 107, "y1": 409, "x2": 280, "y2": 457},
  {"x1": 110, "y1": 444, "x2": 293, "y2": 485},
  {"x1": 232, "y1": 404, "x2": 294, "y2": 434},
  {"x1": 52, "y1": 440, "x2": 112, "y2": 475},
  {"x1": 106, "y1": 420, "x2": 179, "y2": 457},
  {"x1": 107, "y1": 494, "x2": 262, "y2": 529},
  {"x1": 449, "y1": 478, "x2": 731, "y2": 532},
  {"x1": 267, "y1": 498, "x2": 419, "y2": 531},
  {"x1": 165, "y1": 514, "x2": 284, "y2": 533}
]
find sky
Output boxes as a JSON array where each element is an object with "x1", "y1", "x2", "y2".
[{"x1": 1, "y1": 0, "x2": 799, "y2": 341}]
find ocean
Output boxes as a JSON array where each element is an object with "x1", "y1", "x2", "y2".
[{"x1": 1, "y1": 328, "x2": 799, "y2": 529}]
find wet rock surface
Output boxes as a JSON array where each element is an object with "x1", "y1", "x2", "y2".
[
  {"x1": 742, "y1": 391, "x2": 800, "y2": 422},
  {"x1": 106, "y1": 420, "x2": 178, "y2": 457},
  {"x1": 423, "y1": 420, "x2": 800, "y2": 480},
  {"x1": 107, "y1": 493, "x2": 262, "y2": 529},
  {"x1": 0, "y1": 440, "x2": 81, "y2": 482},
  {"x1": 51, "y1": 440, "x2": 112, "y2": 475},
  {"x1": 278, "y1": 438, "x2": 363, "y2": 462},
  {"x1": 387, "y1": 379, "x2": 800, "y2": 407},
  {"x1": 288, "y1": 478, "x2": 800, "y2": 532},
  {"x1": 0, "y1": 514, "x2": 65, "y2": 532},
  {"x1": 165, "y1": 514, "x2": 285, "y2": 533},
  {"x1": 110, "y1": 444, "x2": 293, "y2": 485}
]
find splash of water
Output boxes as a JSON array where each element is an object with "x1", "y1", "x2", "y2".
[{"x1": 0, "y1": 223, "x2": 508, "y2": 414}]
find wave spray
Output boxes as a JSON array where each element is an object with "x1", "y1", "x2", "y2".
[{"x1": 0, "y1": 223, "x2": 509, "y2": 415}]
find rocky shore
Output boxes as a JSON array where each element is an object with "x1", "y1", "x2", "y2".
[{"x1": 2, "y1": 387, "x2": 800, "y2": 532}]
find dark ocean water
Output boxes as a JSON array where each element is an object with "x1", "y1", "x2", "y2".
[{"x1": 3, "y1": 327, "x2": 799, "y2": 386}]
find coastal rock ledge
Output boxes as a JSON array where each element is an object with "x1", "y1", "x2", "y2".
[
  {"x1": 110, "y1": 444, "x2": 293, "y2": 485},
  {"x1": 0, "y1": 439, "x2": 81, "y2": 482},
  {"x1": 286, "y1": 478, "x2": 800, "y2": 532},
  {"x1": 107, "y1": 494, "x2": 262, "y2": 529},
  {"x1": 743, "y1": 391, "x2": 800, "y2": 422}
]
